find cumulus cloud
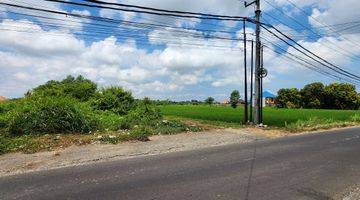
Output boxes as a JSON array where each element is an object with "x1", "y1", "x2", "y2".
[
  {"x1": 98, "y1": 0, "x2": 253, "y2": 29},
  {"x1": 1, "y1": 0, "x2": 359, "y2": 100},
  {"x1": 0, "y1": 19, "x2": 245, "y2": 98}
]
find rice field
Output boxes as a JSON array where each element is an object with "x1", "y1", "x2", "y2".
[{"x1": 160, "y1": 105, "x2": 360, "y2": 127}]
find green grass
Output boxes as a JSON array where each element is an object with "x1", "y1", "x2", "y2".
[
  {"x1": 0, "y1": 119, "x2": 203, "y2": 155},
  {"x1": 160, "y1": 105, "x2": 360, "y2": 127}
]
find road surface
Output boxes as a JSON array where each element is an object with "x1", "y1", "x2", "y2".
[{"x1": 1, "y1": 127, "x2": 360, "y2": 200}]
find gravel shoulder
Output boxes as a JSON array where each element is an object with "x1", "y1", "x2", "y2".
[
  {"x1": 342, "y1": 186, "x2": 360, "y2": 200},
  {"x1": 0, "y1": 128, "x2": 267, "y2": 177},
  {"x1": 0, "y1": 126, "x2": 358, "y2": 177}
]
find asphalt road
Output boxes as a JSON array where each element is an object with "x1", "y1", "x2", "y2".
[{"x1": 1, "y1": 127, "x2": 360, "y2": 200}]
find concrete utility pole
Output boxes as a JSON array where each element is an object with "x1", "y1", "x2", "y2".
[
  {"x1": 249, "y1": 40, "x2": 254, "y2": 123},
  {"x1": 243, "y1": 19, "x2": 248, "y2": 124},
  {"x1": 245, "y1": 0, "x2": 261, "y2": 125}
]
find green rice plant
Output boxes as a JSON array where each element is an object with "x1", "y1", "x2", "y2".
[{"x1": 160, "y1": 105, "x2": 359, "y2": 128}]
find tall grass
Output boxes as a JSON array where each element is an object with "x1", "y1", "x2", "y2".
[{"x1": 160, "y1": 105, "x2": 360, "y2": 127}]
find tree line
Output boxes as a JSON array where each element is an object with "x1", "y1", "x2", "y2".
[{"x1": 275, "y1": 82, "x2": 360, "y2": 110}]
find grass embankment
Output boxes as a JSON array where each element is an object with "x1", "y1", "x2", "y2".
[
  {"x1": 161, "y1": 105, "x2": 360, "y2": 131},
  {"x1": 0, "y1": 120, "x2": 201, "y2": 155}
]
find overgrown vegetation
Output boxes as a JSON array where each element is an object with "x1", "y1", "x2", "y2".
[{"x1": 0, "y1": 75, "x2": 201, "y2": 155}]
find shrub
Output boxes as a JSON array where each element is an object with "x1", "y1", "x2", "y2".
[
  {"x1": 123, "y1": 97, "x2": 161, "y2": 128},
  {"x1": 351, "y1": 114, "x2": 360, "y2": 122},
  {"x1": 129, "y1": 126, "x2": 152, "y2": 141},
  {"x1": 31, "y1": 75, "x2": 97, "y2": 101},
  {"x1": 4, "y1": 97, "x2": 99, "y2": 135},
  {"x1": 91, "y1": 86, "x2": 135, "y2": 115},
  {"x1": 96, "y1": 111, "x2": 125, "y2": 131},
  {"x1": 154, "y1": 120, "x2": 202, "y2": 135}
]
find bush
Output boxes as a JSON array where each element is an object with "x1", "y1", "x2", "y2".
[
  {"x1": 154, "y1": 120, "x2": 202, "y2": 135},
  {"x1": 96, "y1": 111, "x2": 125, "y2": 131},
  {"x1": 123, "y1": 98, "x2": 161, "y2": 128},
  {"x1": 91, "y1": 86, "x2": 135, "y2": 115},
  {"x1": 351, "y1": 114, "x2": 360, "y2": 122},
  {"x1": 94, "y1": 97, "x2": 161, "y2": 131},
  {"x1": 129, "y1": 126, "x2": 152, "y2": 141},
  {"x1": 3, "y1": 97, "x2": 99, "y2": 135},
  {"x1": 31, "y1": 75, "x2": 97, "y2": 101}
]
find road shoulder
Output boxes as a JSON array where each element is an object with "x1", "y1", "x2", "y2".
[
  {"x1": 0, "y1": 126, "x2": 358, "y2": 177},
  {"x1": 0, "y1": 128, "x2": 266, "y2": 177}
]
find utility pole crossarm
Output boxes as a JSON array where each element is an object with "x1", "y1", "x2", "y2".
[{"x1": 244, "y1": 0, "x2": 257, "y2": 7}]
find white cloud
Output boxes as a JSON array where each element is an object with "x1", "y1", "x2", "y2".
[
  {"x1": 0, "y1": 19, "x2": 245, "y2": 98},
  {"x1": 98, "y1": 0, "x2": 253, "y2": 29},
  {"x1": 1, "y1": 0, "x2": 360, "y2": 99}
]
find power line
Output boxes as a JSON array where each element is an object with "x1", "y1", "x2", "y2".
[
  {"x1": 261, "y1": 24, "x2": 360, "y2": 83},
  {"x1": 283, "y1": 0, "x2": 360, "y2": 49},
  {"x1": 0, "y1": 11, "x2": 249, "y2": 51},
  {"x1": 1, "y1": 1, "x2": 359, "y2": 84},
  {"x1": 262, "y1": 0, "x2": 360, "y2": 61},
  {"x1": 0, "y1": 24, "x2": 246, "y2": 51},
  {"x1": 0, "y1": 9, "x2": 244, "y2": 38},
  {"x1": 0, "y1": 1, "x2": 256, "y2": 43},
  {"x1": 261, "y1": 38, "x2": 357, "y2": 84},
  {"x1": 82, "y1": 0, "x2": 247, "y2": 21},
  {"x1": 43, "y1": 0, "x2": 253, "y2": 22},
  {"x1": 267, "y1": 45, "x2": 353, "y2": 83},
  {"x1": 259, "y1": 19, "x2": 360, "y2": 82}
]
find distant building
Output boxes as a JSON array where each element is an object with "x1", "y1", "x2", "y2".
[
  {"x1": 222, "y1": 91, "x2": 276, "y2": 107},
  {"x1": 222, "y1": 100, "x2": 230, "y2": 105},
  {"x1": 221, "y1": 99, "x2": 245, "y2": 106},
  {"x1": 262, "y1": 90, "x2": 276, "y2": 107},
  {"x1": 0, "y1": 96, "x2": 6, "y2": 102}
]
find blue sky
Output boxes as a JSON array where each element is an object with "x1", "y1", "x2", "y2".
[{"x1": 0, "y1": 0, "x2": 359, "y2": 101}]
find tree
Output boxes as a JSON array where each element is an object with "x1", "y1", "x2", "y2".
[
  {"x1": 324, "y1": 83, "x2": 359, "y2": 110},
  {"x1": 300, "y1": 82, "x2": 325, "y2": 109},
  {"x1": 275, "y1": 88, "x2": 302, "y2": 108},
  {"x1": 205, "y1": 97, "x2": 215, "y2": 105},
  {"x1": 230, "y1": 90, "x2": 240, "y2": 109},
  {"x1": 191, "y1": 99, "x2": 200, "y2": 105}
]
